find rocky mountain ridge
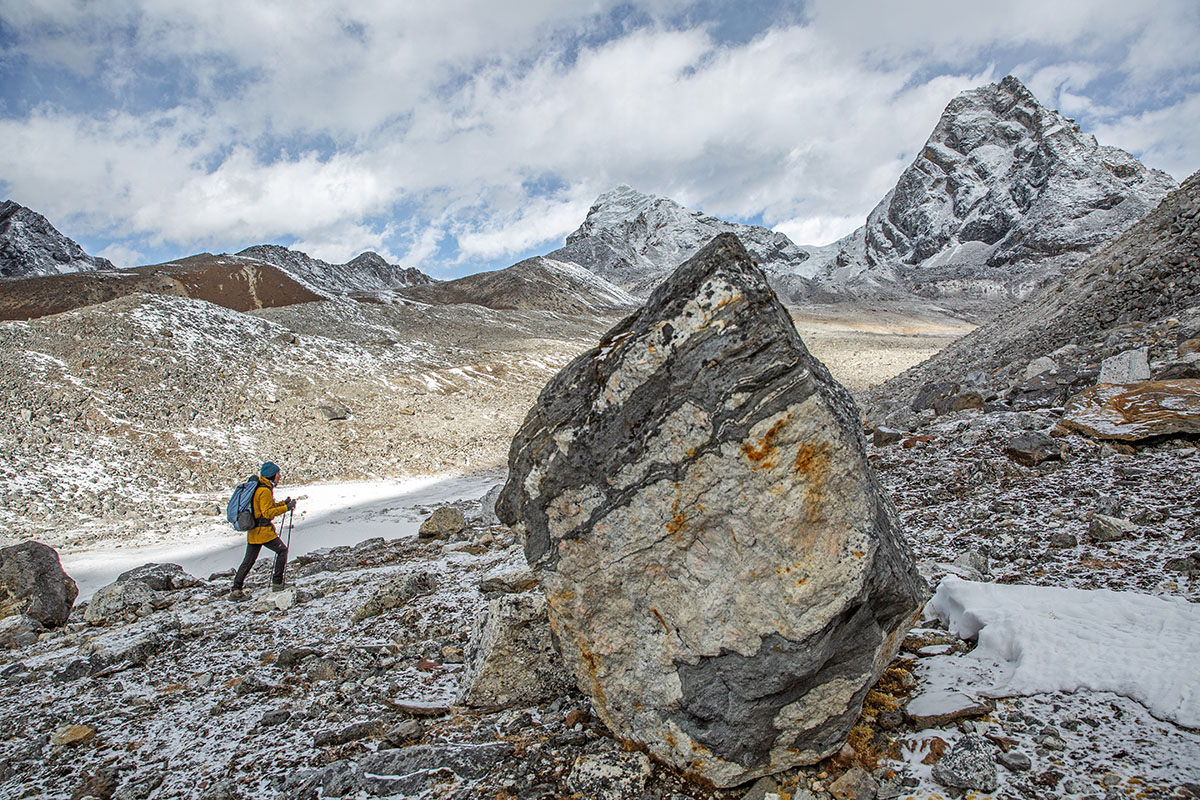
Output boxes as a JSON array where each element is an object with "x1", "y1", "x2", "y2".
[
  {"x1": 396, "y1": 256, "x2": 639, "y2": 314},
  {"x1": 809, "y1": 76, "x2": 1176, "y2": 312},
  {"x1": 547, "y1": 184, "x2": 829, "y2": 300},
  {"x1": 862, "y1": 168, "x2": 1200, "y2": 429},
  {"x1": 0, "y1": 201, "x2": 115, "y2": 279},
  {"x1": 550, "y1": 77, "x2": 1174, "y2": 316},
  {"x1": 237, "y1": 245, "x2": 434, "y2": 296}
]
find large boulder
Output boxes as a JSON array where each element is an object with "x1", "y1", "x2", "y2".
[
  {"x1": 1059, "y1": 379, "x2": 1200, "y2": 441},
  {"x1": 497, "y1": 234, "x2": 927, "y2": 787},
  {"x1": 456, "y1": 591, "x2": 574, "y2": 708},
  {"x1": 0, "y1": 541, "x2": 78, "y2": 628}
]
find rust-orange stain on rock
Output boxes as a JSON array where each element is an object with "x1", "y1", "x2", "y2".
[
  {"x1": 742, "y1": 414, "x2": 791, "y2": 470},
  {"x1": 793, "y1": 440, "x2": 832, "y2": 522}
]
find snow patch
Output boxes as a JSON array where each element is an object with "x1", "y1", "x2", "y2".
[{"x1": 926, "y1": 576, "x2": 1200, "y2": 727}]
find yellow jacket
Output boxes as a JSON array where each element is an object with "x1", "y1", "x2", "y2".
[{"x1": 249, "y1": 476, "x2": 290, "y2": 544}]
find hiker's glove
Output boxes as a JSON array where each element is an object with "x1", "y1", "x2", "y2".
[{"x1": 285, "y1": 498, "x2": 296, "y2": 511}]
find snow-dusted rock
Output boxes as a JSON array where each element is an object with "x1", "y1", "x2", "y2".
[
  {"x1": 0, "y1": 201, "x2": 115, "y2": 278},
  {"x1": 456, "y1": 592, "x2": 573, "y2": 708},
  {"x1": 1060, "y1": 380, "x2": 1200, "y2": 441},
  {"x1": 498, "y1": 234, "x2": 926, "y2": 786},
  {"x1": 565, "y1": 750, "x2": 652, "y2": 800},
  {"x1": 117, "y1": 562, "x2": 197, "y2": 592},
  {"x1": 0, "y1": 614, "x2": 43, "y2": 649},
  {"x1": 547, "y1": 184, "x2": 822, "y2": 299},
  {"x1": 84, "y1": 580, "x2": 154, "y2": 625},
  {"x1": 237, "y1": 244, "x2": 433, "y2": 295},
  {"x1": 351, "y1": 570, "x2": 437, "y2": 622},
  {"x1": 1098, "y1": 347, "x2": 1150, "y2": 384},
  {"x1": 809, "y1": 76, "x2": 1175, "y2": 309},
  {"x1": 1089, "y1": 514, "x2": 1137, "y2": 543},
  {"x1": 930, "y1": 734, "x2": 998, "y2": 792},
  {"x1": 0, "y1": 541, "x2": 78, "y2": 628}
]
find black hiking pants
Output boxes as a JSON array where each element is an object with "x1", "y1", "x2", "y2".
[{"x1": 232, "y1": 536, "x2": 288, "y2": 589}]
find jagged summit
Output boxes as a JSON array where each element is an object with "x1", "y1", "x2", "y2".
[
  {"x1": 547, "y1": 185, "x2": 821, "y2": 299},
  {"x1": 811, "y1": 75, "x2": 1176, "y2": 309},
  {"x1": 0, "y1": 200, "x2": 114, "y2": 279},
  {"x1": 236, "y1": 244, "x2": 434, "y2": 295}
]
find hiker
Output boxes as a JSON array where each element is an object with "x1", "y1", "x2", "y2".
[{"x1": 230, "y1": 461, "x2": 297, "y2": 600}]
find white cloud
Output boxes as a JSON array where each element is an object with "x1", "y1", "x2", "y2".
[
  {"x1": 95, "y1": 242, "x2": 144, "y2": 267},
  {"x1": 1092, "y1": 93, "x2": 1200, "y2": 181},
  {"x1": 0, "y1": 0, "x2": 1196, "y2": 275},
  {"x1": 774, "y1": 215, "x2": 862, "y2": 247}
]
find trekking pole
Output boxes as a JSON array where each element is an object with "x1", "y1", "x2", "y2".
[{"x1": 287, "y1": 508, "x2": 294, "y2": 550}]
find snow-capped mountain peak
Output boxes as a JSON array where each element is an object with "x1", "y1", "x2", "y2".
[{"x1": 0, "y1": 200, "x2": 114, "y2": 279}]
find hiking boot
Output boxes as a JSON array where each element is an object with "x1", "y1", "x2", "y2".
[
  {"x1": 270, "y1": 581, "x2": 286, "y2": 592},
  {"x1": 229, "y1": 588, "x2": 248, "y2": 602}
]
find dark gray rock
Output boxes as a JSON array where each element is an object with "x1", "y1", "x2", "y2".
[
  {"x1": 497, "y1": 234, "x2": 926, "y2": 787},
  {"x1": 1004, "y1": 432, "x2": 1062, "y2": 466},
  {"x1": 354, "y1": 742, "x2": 514, "y2": 795},
  {"x1": 997, "y1": 750, "x2": 1033, "y2": 772},
  {"x1": 1048, "y1": 532, "x2": 1078, "y2": 549},
  {"x1": 931, "y1": 734, "x2": 998, "y2": 792},
  {"x1": 0, "y1": 541, "x2": 78, "y2": 628},
  {"x1": 0, "y1": 614, "x2": 43, "y2": 649},
  {"x1": 314, "y1": 720, "x2": 383, "y2": 747},
  {"x1": 0, "y1": 200, "x2": 116, "y2": 278}
]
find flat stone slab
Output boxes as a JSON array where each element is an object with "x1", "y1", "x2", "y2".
[{"x1": 1060, "y1": 379, "x2": 1200, "y2": 441}]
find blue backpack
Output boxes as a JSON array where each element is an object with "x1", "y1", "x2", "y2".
[{"x1": 226, "y1": 477, "x2": 262, "y2": 531}]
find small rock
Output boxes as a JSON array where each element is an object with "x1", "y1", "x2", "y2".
[
  {"x1": 1048, "y1": 532, "x2": 1078, "y2": 548},
  {"x1": 314, "y1": 720, "x2": 383, "y2": 748},
  {"x1": 260, "y1": 710, "x2": 291, "y2": 727},
  {"x1": 566, "y1": 751, "x2": 652, "y2": 800},
  {"x1": 353, "y1": 571, "x2": 437, "y2": 622},
  {"x1": 997, "y1": 750, "x2": 1032, "y2": 772},
  {"x1": 478, "y1": 567, "x2": 538, "y2": 594},
  {"x1": 0, "y1": 613, "x2": 44, "y2": 649},
  {"x1": 418, "y1": 507, "x2": 466, "y2": 539},
  {"x1": 1004, "y1": 432, "x2": 1062, "y2": 466},
  {"x1": 931, "y1": 734, "x2": 998, "y2": 792},
  {"x1": 872, "y1": 427, "x2": 904, "y2": 447},
  {"x1": 51, "y1": 724, "x2": 95, "y2": 746},
  {"x1": 1098, "y1": 348, "x2": 1150, "y2": 384},
  {"x1": 84, "y1": 580, "x2": 155, "y2": 626},
  {"x1": 741, "y1": 776, "x2": 779, "y2": 800},
  {"x1": 384, "y1": 719, "x2": 424, "y2": 745},
  {"x1": 116, "y1": 563, "x2": 198, "y2": 591},
  {"x1": 829, "y1": 765, "x2": 878, "y2": 800},
  {"x1": 1090, "y1": 514, "x2": 1137, "y2": 543}
]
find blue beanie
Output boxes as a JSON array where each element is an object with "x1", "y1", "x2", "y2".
[{"x1": 260, "y1": 461, "x2": 280, "y2": 479}]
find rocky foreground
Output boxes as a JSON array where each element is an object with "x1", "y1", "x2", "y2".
[{"x1": 1, "y1": 400, "x2": 1197, "y2": 800}]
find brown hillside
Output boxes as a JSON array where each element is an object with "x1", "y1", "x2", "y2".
[{"x1": 0, "y1": 254, "x2": 323, "y2": 320}]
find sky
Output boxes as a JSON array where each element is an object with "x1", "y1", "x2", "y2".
[{"x1": 0, "y1": 1, "x2": 1197, "y2": 279}]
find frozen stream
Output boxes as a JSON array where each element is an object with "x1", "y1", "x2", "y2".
[{"x1": 60, "y1": 473, "x2": 502, "y2": 600}]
